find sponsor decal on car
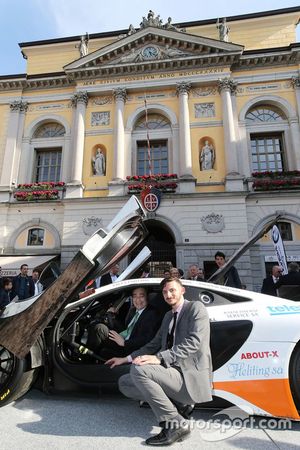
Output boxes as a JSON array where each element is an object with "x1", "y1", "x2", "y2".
[
  {"x1": 267, "y1": 305, "x2": 300, "y2": 315},
  {"x1": 224, "y1": 309, "x2": 259, "y2": 319},
  {"x1": 227, "y1": 363, "x2": 283, "y2": 379},
  {"x1": 241, "y1": 351, "x2": 279, "y2": 359}
]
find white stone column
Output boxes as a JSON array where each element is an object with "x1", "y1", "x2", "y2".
[
  {"x1": 67, "y1": 91, "x2": 88, "y2": 198},
  {"x1": 176, "y1": 82, "x2": 195, "y2": 193},
  {"x1": 0, "y1": 101, "x2": 28, "y2": 196},
  {"x1": 176, "y1": 82, "x2": 192, "y2": 177},
  {"x1": 113, "y1": 88, "x2": 127, "y2": 180},
  {"x1": 289, "y1": 117, "x2": 300, "y2": 169},
  {"x1": 108, "y1": 88, "x2": 127, "y2": 196},
  {"x1": 218, "y1": 78, "x2": 243, "y2": 191},
  {"x1": 292, "y1": 76, "x2": 300, "y2": 121}
]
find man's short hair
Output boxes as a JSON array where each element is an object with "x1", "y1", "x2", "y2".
[
  {"x1": 132, "y1": 286, "x2": 148, "y2": 295},
  {"x1": 32, "y1": 269, "x2": 40, "y2": 275},
  {"x1": 3, "y1": 277, "x2": 12, "y2": 287},
  {"x1": 160, "y1": 276, "x2": 183, "y2": 289},
  {"x1": 20, "y1": 264, "x2": 28, "y2": 270},
  {"x1": 215, "y1": 251, "x2": 225, "y2": 259}
]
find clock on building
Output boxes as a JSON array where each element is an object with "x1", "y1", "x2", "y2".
[{"x1": 142, "y1": 46, "x2": 159, "y2": 60}]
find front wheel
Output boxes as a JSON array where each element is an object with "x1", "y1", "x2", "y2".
[{"x1": 0, "y1": 345, "x2": 36, "y2": 406}]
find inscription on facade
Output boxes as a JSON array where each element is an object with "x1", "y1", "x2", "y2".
[
  {"x1": 194, "y1": 103, "x2": 215, "y2": 118},
  {"x1": 82, "y1": 68, "x2": 224, "y2": 86},
  {"x1": 91, "y1": 111, "x2": 110, "y2": 126}
]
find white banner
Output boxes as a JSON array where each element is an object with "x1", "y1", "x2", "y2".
[{"x1": 271, "y1": 225, "x2": 288, "y2": 275}]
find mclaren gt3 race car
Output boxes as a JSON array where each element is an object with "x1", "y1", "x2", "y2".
[{"x1": 0, "y1": 197, "x2": 299, "y2": 423}]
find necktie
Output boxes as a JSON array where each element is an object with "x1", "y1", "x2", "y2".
[
  {"x1": 167, "y1": 312, "x2": 178, "y2": 349},
  {"x1": 120, "y1": 311, "x2": 139, "y2": 340}
]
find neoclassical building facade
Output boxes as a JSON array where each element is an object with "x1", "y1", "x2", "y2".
[{"x1": 0, "y1": 7, "x2": 300, "y2": 289}]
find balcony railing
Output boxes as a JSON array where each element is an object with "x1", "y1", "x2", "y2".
[{"x1": 252, "y1": 171, "x2": 300, "y2": 191}]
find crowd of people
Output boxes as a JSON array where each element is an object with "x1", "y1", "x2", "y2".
[{"x1": 0, "y1": 264, "x2": 43, "y2": 309}]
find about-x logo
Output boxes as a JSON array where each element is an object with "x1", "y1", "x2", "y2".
[{"x1": 241, "y1": 351, "x2": 279, "y2": 359}]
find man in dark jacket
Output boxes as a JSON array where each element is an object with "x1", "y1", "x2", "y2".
[
  {"x1": 275, "y1": 262, "x2": 300, "y2": 288},
  {"x1": 100, "y1": 264, "x2": 119, "y2": 287},
  {"x1": 261, "y1": 265, "x2": 282, "y2": 296},
  {"x1": 214, "y1": 251, "x2": 242, "y2": 289},
  {"x1": 87, "y1": 287, "x2": 160, "y2": 358},
  {"x1": 13, "y1": 264, "x2": 35, "y2": 300},
  {"x1": 0, "y1": 278, "x2": 16, "y2": 308}
]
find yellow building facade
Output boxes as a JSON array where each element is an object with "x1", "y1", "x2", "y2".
[{"x1": 0, "y1": 7, "x2": 300, "y2": 288}]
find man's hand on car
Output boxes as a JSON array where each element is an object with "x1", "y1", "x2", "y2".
[{"x1": 105, "y1": 357, "x2": 127, "y2": 368}]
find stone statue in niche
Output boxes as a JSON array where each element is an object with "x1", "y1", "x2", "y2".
[
  {"x1": 92, "y1": 148, "x2": 106, "y2": 176},
  {"x1": 200, "y1": 140, "x2": 215, "y2": 171}
]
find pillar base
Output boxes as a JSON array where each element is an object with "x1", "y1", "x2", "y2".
[
  {"x1": 178, "y1": 176, "x2": 196, "y2": 194},
  {"x1": 65, "y1": 182, "x2": 84, "y2": 198},
  {"x1": 108, "y1": 180, "x2": 126, "y2": 196},
  {"x1": 225, "y1": 174, "x2": 244, "y2": 192}
]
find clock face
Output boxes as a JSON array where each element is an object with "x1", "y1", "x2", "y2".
[{"x1": 142, "y1": 46, "x2": 159, "y2": 60}]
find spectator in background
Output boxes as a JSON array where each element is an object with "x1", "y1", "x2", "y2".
[
  {"x1": 163, "y1": 268, "x2": 171, "y2": 278},
  {"x1": 178, "y1": 268, "x2": 184, "y2": 279},
  {"x1": 32, "y1": 269, "x2": 43, "y2": 295},
  {"x1": 214, "y1": 251, "x2": 242, "y2": 289},
  {"x1": 100, "y1": 264, "x2": 120, "y2": 287},
  {"x1": 141, "y1": 265, "x2": 151, "y2": 278},
  {"x1": 261, "y1": 265, "x2": 282, "y2": 296},
  {"x1": 187, "y1": 264, "x2": 206, "y2": 281},
  {"x1": 170, "y1": 267, "x2": 180, "y2": 278},
  {"x1": 0, "y1": 278, "x2": 16, "y2": 309},
  {"x1": 13, "y1": 264, "x2": 35, "y2": 299},
  {"x1": 275, "y1": 262, "x2": 300, "y2": 289}
]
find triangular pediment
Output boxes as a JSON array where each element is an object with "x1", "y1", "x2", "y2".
[{"x1": 64, "y1": 26, "x2": 243, "y2": 77}]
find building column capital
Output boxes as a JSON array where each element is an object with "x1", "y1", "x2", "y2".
[
  {"x1": 113, "y1": 88, "x2": 127, "y2": 102},
  {"x1": 176, "y1": 81, "x2": 192, "y2": 96},
  {"x1": 71, "y1": 91, "x2": 89, "y2": 107},
  {"x1": 10, "y1": 101, "x2": 28, "y2": 112},
  {"x1": 218, "y1": 77, "x2": 238, "y2": 94},
  {"x1": 291, "y1": 76, "x2": 300, "y2": 89}
]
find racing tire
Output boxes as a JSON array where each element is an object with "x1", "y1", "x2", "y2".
[
  {"x1": 0, "y1": 345, "x2": 37, "y2": 407},
  {"x1": 289, "y1": 344, "x2": 300, "y2": 412}
]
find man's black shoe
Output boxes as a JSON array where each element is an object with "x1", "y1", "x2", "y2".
[{"x1": 145, "y1": 422, "x2": 191, "y2": 446}]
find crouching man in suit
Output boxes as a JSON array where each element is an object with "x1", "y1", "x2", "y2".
[{"x1": 106, "y1": 277, "x2": 212, "y2": 446}]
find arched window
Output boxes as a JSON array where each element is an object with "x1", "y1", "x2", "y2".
[
  {"x1": 33, "y1": 122, "x2": 65, "y2": 182},
  {"x1": 33, "y1": 122, "x2": 65, "y2": 138},
  {"x1": 135, "y1": 114, "x2": 171, "y2": 130},
  {"x1": 246, "y1": 105, "x2": 287, "y2": 173},
  {"x1": 246, "y1": 106, "x2": 286, "y2": 124},
  {"x1": 133, "y1": 113, "x2": 171, "y2": 175}
]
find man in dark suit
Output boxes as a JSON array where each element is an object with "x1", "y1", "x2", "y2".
[
  {"x1": 87, "y1": 287, "x2": 160, "y2": 358},
  {"x1": 99, "y1": 264, "x2": 119, "y2": 287},
  {"x1": 214, "y1": 251, "x2": 242, "y2": 288},
  {"x1": 261, "y1": 265, "x2": 282, "y2": 296},
  {"x1": 275, "y1": 262, "x2": 300, "y2": 288},
  {"x1": 13, "y1": 264, "x2": 35, "y2": 300},
  {"x1": 106, "y1": 277, "x2": 212, "y2": 446}
]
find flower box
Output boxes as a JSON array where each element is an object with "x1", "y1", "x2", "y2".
[
  {"x1": 16, "y1": 181, "x2": 65, "y2": 190},
  {"x1": 14, "y1": 189, "x2": 60, "y2": 201},
  {"x1": 252, "y1": 177, "x2": 300, "y2": 191},
  {"x1": 252, "y1": 171, "x2": 300, "y2": 179},
  {"x1": 126, "y1": 174, "x2": 178, "y2": 194}
]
